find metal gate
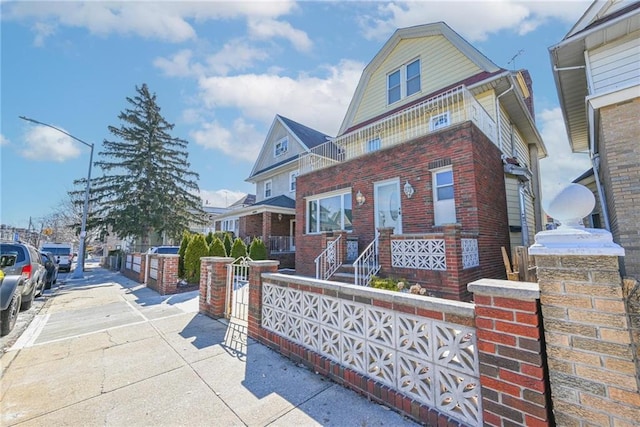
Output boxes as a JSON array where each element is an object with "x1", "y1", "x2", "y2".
[{"x1": 226, "y1": 257, "x2": 251, "y2": 321}]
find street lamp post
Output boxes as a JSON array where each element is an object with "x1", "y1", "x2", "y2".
[{"x1": 19, "y1": 116, "x2": 94, "y2": 279}]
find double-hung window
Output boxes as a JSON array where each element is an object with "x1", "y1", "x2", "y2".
[
  {"x1": 264, "y1": 180, "x2": 272, "y2": 198},
  {"x1": 274, "y1": 137, "x2": 288, "y2": 157},
  {"x1": 387, "y1": 58, "x2": 421, "y2": 105},
  {"x1": 307, "y1": 190, "x2": 353, "y2": 233},
  {"x1": 289, "y1": 170, "x2": 299, "y2": 192},
  {"x1": 366, "y1": 137, "x2": 381, "y2": 153},
  {"x1": 432, "y1": 167, "x2": 456, "y2": 225}
]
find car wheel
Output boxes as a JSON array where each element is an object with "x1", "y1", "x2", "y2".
[
  {"x1": 20, "y1": 285, "x2": 34, "y2": 311},
  {"x1": 45, "y1": 279, "x2": 52, "y2": 290},
  {"x1": 1, "y1": 290, "x2": 21, "y2": 336}
]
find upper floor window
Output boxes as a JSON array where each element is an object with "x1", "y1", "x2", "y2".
[
  {"x1": 290, "y1": 170, "x2": 299, "y2": 192},
  {"x1": 264, "y1": 180, "x2": 272, "y2": 198},
  {"x1": 366, "y1": 137, "x2": 381, "y2": 153},
  {"x1": 307, "y1": 190, "x2": 353, "y2": 234},
  {"x1": 274, "y1": 137, "x2": 288, "y2": 157},
  {"x1": 387, "y1": 58, "x2": 421, "y2": 105},
  {"x1": 430, "y1": 112, "x2": 450, "y2": 131}
]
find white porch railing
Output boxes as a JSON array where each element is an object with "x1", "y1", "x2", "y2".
[
  {"x1": 299, "y1": 85, "x2": 496, "y2": 175},
  {"x1": 269, "y1": 235, "x2": 295, "y2": 253},
  {"x1": 315, "y1": 235, "x2": 342, "y2": 280},
  {"x1": 353, "y1": 232, "x2": 380, "y2": 287}
]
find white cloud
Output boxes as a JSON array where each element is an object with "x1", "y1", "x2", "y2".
[
  {"x1": 200, "y1": 189, "x2": 248, "y2": 207},
  {"x1": 154, "y1": 49, "x2": 203, "y2": 78},
  {"x1": 0, "y1": 134, "x2": 9, "y2": 146},
  {"x1": 359, "y1": 0, "x2": 591, "y2": 42},
  {"x1": 4, "y1": 0, "x2": 299, "y2": 45},
  {"x1": 205, "y1": 39, "x2": 270, "y2": 75},
  {"x1": 190, "y1": 118, "x2": 264, "y2": 162},
  {"x1": 197, "y1": 59, "x2": 364, "y2": 136},
  {"x1": 538, "y1": 107, "x2": 591, "y2": 203},
  {"x1": 247, "y1": 18, "x2": 313, "y2": 52},
  {"x1": 21, "y1": 126, "x2": 82, "y2": 162}
]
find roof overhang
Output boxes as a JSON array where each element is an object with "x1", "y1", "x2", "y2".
[
  {"x1": 549, "y1": 4, "x2": 640, "y2": 153},
  {"x1": 213, "y1": 204, "x2": 295, "y2": 222}
]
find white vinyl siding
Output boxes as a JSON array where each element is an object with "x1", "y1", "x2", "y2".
[
  {"x1": 251, "y1": 121, "x2": 305, "y2": 179},
  {"x1": 505, "y1": 177, "x2": 522, "y2": 249},
  {"x1": 351, "y1": 36, "x2": 482, "y2": 127},
  {"x1": 588, "y1": 33, "x2": 640, "y2": 95}
]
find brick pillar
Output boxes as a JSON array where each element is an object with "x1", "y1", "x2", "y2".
[
  {"x1": 377, "y1": 227, "x2": 394, "y2": 273},
  {"x1": 530, "y1": 220, "x2": 639, "y2": 425},
  {"x1": 468, "y1": 279, "x2": 552, "y2": 426},
  {"x1": 262, "y1": 212, "x2": 272, "y2": 242},
  {"x1": 199, "y1": 257, "x2": 233, "y2": 318},
  {"x1": 161, "y1": 255, "x2": 179, "y2": 295},
  {"x1": 139, "y1": 253, "x2": 147, "y2": 284},
  {"x1": 443, "y1": 224, "x2": 463, "y2": 299},
  {"x1": 247, "y1": 260, "x2": 279, "y2": 339}
]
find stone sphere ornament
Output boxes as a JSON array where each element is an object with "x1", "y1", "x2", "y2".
[{"x1": 544, "y1": 184, "x2": 595, "y2": 229}]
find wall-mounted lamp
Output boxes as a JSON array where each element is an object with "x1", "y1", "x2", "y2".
[
  {"x1": 278, "y1": 213, "x2": 283, "y2": 221},
  {"x1": 355, "y1": 190, "x2": 366, "y2": 206},
  {"x1": 403, "y1": 180, "x2": 415, "y2": 199}
]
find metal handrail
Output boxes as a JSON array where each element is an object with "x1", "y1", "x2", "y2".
[
  {"x1": 315, "y1": 235, "x2": 342, "y2": 280},
  {"x1": 353, "y1": 232, "x2": 380, "y2": 287}
]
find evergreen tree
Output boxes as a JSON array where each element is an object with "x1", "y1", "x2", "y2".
[
  {"x1": 89, "y1": 83, "x2": 205, "y2": 249},
  {"x1": 248, "y1": 237, "x2": 267, "y2": 260},
  {"x1": 205, "y1": 231, "x2": 214, "y2": 246},
  {"x1": 178, "y1": 231, "x2": 190, "y2": 278},
  {"x1": 184, "y1": 233, "x2": 208, "y2": 283},
  {"x1": 230, "y1": 237, "x2": 247, "y2": 260},
  {"x1": 208, "y1": 237, "x2": 226, "y2": 257},
  {"x1": 223, "y1": 233, "x2": 233, "y2": 257}
]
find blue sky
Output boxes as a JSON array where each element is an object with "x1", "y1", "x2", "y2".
[{"x1": 1, "y1": 0, "x2": 594, "y2": 229}]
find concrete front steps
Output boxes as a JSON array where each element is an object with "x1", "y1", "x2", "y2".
[{"x1": 330, "y1": 264, "x2": 356, "y2": 285}]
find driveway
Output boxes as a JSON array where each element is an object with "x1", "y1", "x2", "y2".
[{"x1": 0, "y1": 266, "x2": 417, "y2": 426}]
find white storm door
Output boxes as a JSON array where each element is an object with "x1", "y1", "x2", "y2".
[{"x1": 374, "y1": 179, "x2": 402, "y2": 234}]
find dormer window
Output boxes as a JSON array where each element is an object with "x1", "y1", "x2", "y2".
[
  {"x1": 387, "y1": 58, "x2": 421, "y2": 105},
  {"x1": 275, "y1": 137, "x2": 288, "y2": 157}
]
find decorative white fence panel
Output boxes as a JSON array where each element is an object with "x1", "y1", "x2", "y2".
[
  {"x1": 461, "y1": 239, "x2": 480, "y2": 269},
  {"x1": 391, "y1": 239, "x2": 446, "y2": 270},
  {"x1": 262, "y1": 283, "x2": 481, "y2": 426},
  {"x1": 149, "y1": 258, "x2": 159, "y2": 280},
  {"x1": 126, "y1": 255, "x2": 133, "y2": 270},
  {"x1": 132, "y1": 255, "x2": 141, "y2": 273}
]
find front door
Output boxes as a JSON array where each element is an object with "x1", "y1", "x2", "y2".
[
  {"x1": 374, "y1": 179, "x2": 402, "y2": 234},
  {"x1": 290, "y1": 219, "x2": 296, "y2": 251}
]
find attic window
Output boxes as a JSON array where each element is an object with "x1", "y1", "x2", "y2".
[
  {"x1": 275, "y1": 137, "x2": 288, "y2": 157},
  {"x1": 387, "y1": 58, "x2": 421, "y2": 105},
  {"x1": 430, "y1": 112, "x2": 450, "y2": 131}
]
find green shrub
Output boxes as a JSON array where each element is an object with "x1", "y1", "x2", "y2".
[
  {"x1": 248, "y1": 237, "x2": 268, "y2": 260},
  {"x1": 370, "y1": 276, "x2": 408, "y2": 292},
  {"x1": 208, "y1": 237, "x2": 226, "y2": 257},
  {"x1": 223, "y1": 233, "x2": 233, "y2": 257},
  {"x1": 184, "y1": 234, "x2": 208, "y2": 283},
  {"x1": 178, "y1": 232, "x2": 191, "y2": 279},
  {"x1": 230, "y1": 237, "x2": 247, "y2": 260},
  {"x1": 205, "y1": 231, "x2": 214, "y2": 246}
]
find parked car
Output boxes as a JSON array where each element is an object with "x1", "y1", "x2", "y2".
[
  {"x1": 40, "y1": 251, "x2": 59, "y2": 290},
  {"x1": 0, "y1": 270, "x2": 23, "y2": 336},
  {"x1": 148, "y1": 246, "x2": 180, "y2": 254},
  {"x1": 40, "y1": 242, "x2": 74, "y2": 272},
  {"x1": 0, "y1": 242, "x2": 47, "y2": 310}
]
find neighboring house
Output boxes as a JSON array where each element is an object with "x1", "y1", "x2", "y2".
[
  {"x1": 214, "y1": 115, "x2": 330, "y2": 268},
  {"x1": 572, "y1": 169, "x2": 604, "y2": 229},
  {"x1": 190, "y1": 205, "x2": 230, "y2": 235},
  {"x1": 296, "y1": 22, "x2": 547, "y2": 301},
  {"x1": 550, "y1": 0, "x2": 640, "y2": 279}
]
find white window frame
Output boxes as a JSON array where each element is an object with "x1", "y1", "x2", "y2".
[
  {"x1": 306, "y1": 189, "x2": 353, "y2": 234},
  {"x1": 274, "y1": 137, "x2": 288, "y2": 157},
  {"x1": 430, "y1": 111, "x2": 450, "y2": 131},
  {"x1": 432, "y1": 166, "x2": 456, "y2": 225},
  {"x1": 366, "y1": 137, "x2": 381, "y2": 153},
  {"x1": 289, "y1": 170, "x2": 299, "y2": 192},
  {"x1": 264, "y1": 179, "x2": 272, "y2": 198},
  {"x1": 387, "y1": 58, "x2": 421, "y2": 105}
]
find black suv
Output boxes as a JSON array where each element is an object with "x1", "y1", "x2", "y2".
[{"x1": 0, "y1": 242, "x2": 47, "y2": 310}]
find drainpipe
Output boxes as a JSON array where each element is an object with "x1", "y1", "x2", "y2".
[
  {"x1": 588, "y1": 104, "x2": 611, "y2": 231},
  {"x1": 518, "y1": 182, "x2": 530, "y2": 247},
  {"x1": 496, "y1": 82, "x2": 514, "y2": 151}
]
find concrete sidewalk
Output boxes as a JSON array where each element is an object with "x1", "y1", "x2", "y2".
[{"x1": 0, "y1": 266, "x2": 417, "y2": 426}]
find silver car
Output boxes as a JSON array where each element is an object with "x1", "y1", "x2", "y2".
[{"x1": 0, "y1": 242, "x2": 47, "y2": 310}]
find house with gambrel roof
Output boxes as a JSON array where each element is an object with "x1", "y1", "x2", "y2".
[
  {"x1": 550, "y1": 0, "x2": 640, "y2": 279},
  {"x1": 214, "y1": 114, "x2": 330, "y2": 268},
  {"x1": 295, "y1": 22, "x2": 547, "y2": 301}
]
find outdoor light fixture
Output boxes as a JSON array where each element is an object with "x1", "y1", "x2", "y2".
[
  {"x1": 356, "y1": 190, "x2": 366, "y2": 206},
  {"x1": 278, "y1": 213, "x2": 283, "y2": 221},
  {"x1": 404, "y1": 180, "x2": 415, "y2": 199}
]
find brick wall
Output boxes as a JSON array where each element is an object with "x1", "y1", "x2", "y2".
[
  {"x1": 295, "y1": 122, "x2": 509, "y2": 300},
  {"x1": 198, "y1": 257, "x2": 234, "y2": 318},
  {"x1": 598, "y1": 97, "x2": 640, "y2": 279}
]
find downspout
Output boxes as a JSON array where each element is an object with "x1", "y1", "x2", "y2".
[
  {"x1": 518, "y1": 182, "x2": 530, "y2": 247},
  {"x1": 496, "y1": 82, "x2": 514, "y2": 151},
  {"x1": 588, "y1": 103, "x2": 611, "y2": 231}
]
